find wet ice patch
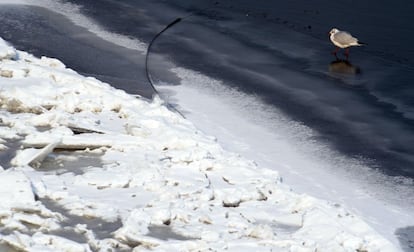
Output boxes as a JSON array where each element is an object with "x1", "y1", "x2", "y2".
[{"x1": 38, "y1": 150, "x2": 104, "y2": 175}]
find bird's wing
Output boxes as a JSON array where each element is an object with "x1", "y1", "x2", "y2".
[{"x1": 334, "y1": 31, "x2": 359, "y2": 45}]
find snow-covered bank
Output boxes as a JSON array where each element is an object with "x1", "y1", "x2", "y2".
[
  {"x1": 160, "y1": 67, "x2": 414, "y2": 250},
  {"x1": 0, "y1": 38, "x2": 398, "y2": 251}
]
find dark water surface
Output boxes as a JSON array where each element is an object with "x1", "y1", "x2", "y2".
[
  {"x1": 0, "y1": 5, "x2": 153, "y2": 97},
  {"x1": 69, "y1": 0, "x2": 414, "y2": 179},
  {"x1": 1, "y1": 1, "x2": 414, "y2": 180}
]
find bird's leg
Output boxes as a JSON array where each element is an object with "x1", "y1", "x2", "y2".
[
  {"x1": 344, "y1": 48, "x2": 350, "y2": 59},
  {"x1": 331, "y1": 47, "x2": 339, "y2": 56}
]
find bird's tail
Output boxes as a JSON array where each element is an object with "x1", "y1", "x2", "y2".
[{"x1": 357, "y1": 41, "x2": 367, "y2": 46}]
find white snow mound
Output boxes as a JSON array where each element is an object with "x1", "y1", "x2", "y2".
[{"x1": 0, "y1": 37, "x2": 17, "y2": 60}]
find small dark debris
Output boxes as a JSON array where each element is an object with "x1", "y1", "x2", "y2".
[
  {"x1": 69, "y1": 126, "x2": 104, "y2": 135},
  {"x1": 222, "y1": 200, "x2": 241, "y2": 208}
]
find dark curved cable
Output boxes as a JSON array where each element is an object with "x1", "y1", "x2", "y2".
[
  {"x1": 144, "y1": 3, "x2": 221, "y2": 118},
  {"x1": 145, "y1": 1, "x2": 221, "y2": 91},
  {"x1": 144, "y1": 17, "x2": 186, "y2": 118},
  {"x1": 145, "y1": 17, "x2": 182, "y2": 93}
]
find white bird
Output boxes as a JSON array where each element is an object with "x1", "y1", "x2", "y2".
[{"x1": 329, "y1": 28, "x2": 365, "y2": 58}]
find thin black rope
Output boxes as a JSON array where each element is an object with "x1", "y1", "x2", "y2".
[
  {"x1": 144, "y1": 17, "x2": 187, "y2": 118},
  {"x1": 144, "y1": 3, "x2": 221, "y2": 118},
  {"x1": 145, "y1": 17, "x2": 183, "y2": 93},
  {"x1": 145, "y1": 2, "x2": 221, "y2": 87}
]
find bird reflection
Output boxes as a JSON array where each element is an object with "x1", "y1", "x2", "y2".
[{"x1": 329, "y1": 59, "x2": 361, "y2": 75}]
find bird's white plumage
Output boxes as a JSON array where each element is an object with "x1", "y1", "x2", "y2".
[{"x1": 329, "y1": 28, "x2": 362, "y2": 48}]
